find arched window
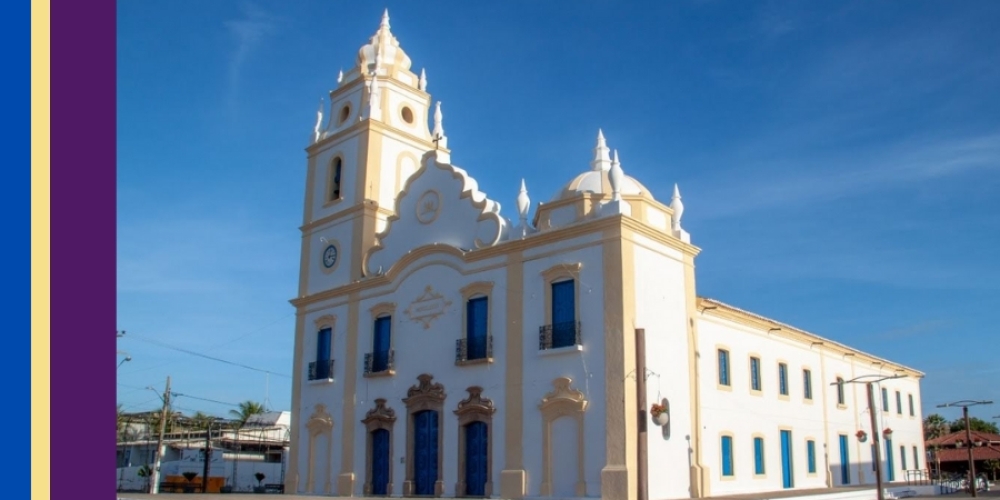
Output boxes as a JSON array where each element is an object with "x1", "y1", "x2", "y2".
[{"x1": 330, "y1": 158, "x2": 342, "y2": 201}]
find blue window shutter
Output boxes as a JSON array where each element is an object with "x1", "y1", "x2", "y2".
[
  {"x1": 751, "y1": 358, "x2": 760, "y2": 390},
  {"x1": 722, "y1": 436, "x2": 733, "y2": 476},
  {"x1": 804, "y1": 370, "x2": 812, "y2": 399},
  {"x1": 317, "y1": 328, "x2": 332, "y2": 362},
  {"x1": 373, "y1": 316, "x2": 391, "y2": 371},
  {"x1": 839, "y1": 435, "x2": 850, "y2": 484},
  {"x1": 754, "y1": 437, "x2": 764, "y2": 474},
  {"x1": 882, "y1": 388, "x2": 889, "y2": 411},
  {"x1": 551, "y1": 280, "x2": 575, "y2": 348},
  {"x1": 779, "y1": 363, "x2": 788, "y2": 395},
  {"x1": 807, "y1": 440, "x2": 816, "y2": 473},
  {"x1": 467, "y1": 297, "x2": 488, "y2": 359}
]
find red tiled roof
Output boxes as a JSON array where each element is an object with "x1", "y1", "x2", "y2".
[
  {"x1": 932, "y1": 445, "x2": 1000, "y2": 463},
  {"x1": 926, "y1": 430, "x2": 1000, "y2": 447}
]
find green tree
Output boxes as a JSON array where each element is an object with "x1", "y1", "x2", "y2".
[
  {"x1": 229, "y1": 400, "x2": 266, "y2": 427},
  {"x1": 984, "y1": 459, "x2": 1000, "y2": 482},
  {"x1": 949, "y1": 417, "x2": 999, "y2": 435},
  {"x1": 188, "y1": 411, "x2": 215, "y2": 431},
  {"x1": 924, "y1": 414, "x2": 949, "y2": 440}
]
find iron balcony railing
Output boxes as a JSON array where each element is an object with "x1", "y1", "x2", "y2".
[
  {"x1": 539, "y1": 321, "x2": 582, "y2": 350},
  {"x1": 308, "y1": 359, "x2": 335, "y2": 380},
  {"x1": 364, "y1": 350, "x2": 394, "y2": 375},
  {"x1": 455, "y1": 335, "x2": 493, "y2": 363}
]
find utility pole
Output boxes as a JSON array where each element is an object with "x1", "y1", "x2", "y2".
[
  {"x1": 203, "y1": 419, "x2": 213, "y2": 493},
  {"x1": 866, "y1": 382, "x2": 885, "y2": 500},
  {"x1": 149, "y1": 376, "x2": 171, "y2": 494},
  {"x1": 635, "y1": 328, "x2": 648, "y2": 500},
  {"x1": 936, "y1": 400, "x2": 993, "y2": 497}
]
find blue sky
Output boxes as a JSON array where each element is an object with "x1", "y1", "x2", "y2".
[{"x1": 116, "y1": 1, "x2": 1000, "y2": 424}]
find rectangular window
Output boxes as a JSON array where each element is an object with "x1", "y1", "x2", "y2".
[
  {"x1": 750, "y1": 357, "x2": 761, "y2": 391},
  {"x1": 912, "y1": 446, "x2": 919, "y2": 470},
  {"x1": 836, "y1": 378, "x2": 845, "y2": 405},
  {"x1": 908, "y1": 394, "x2": 915, "y2": 416},
  {"x1": 754, "y1": 437, "x2": 765, "y2": 475},
  {"x1": 882, "y1": 388, "x2": 889, "y2": 411},
  {"x1": 803, "y1": 369, "x2": 813, "y2": 400},
  {"x1": 550, "y1": 280, "x2": 577, "y2": 348},
  {"x1": 466, "y1": 297, "x2": 489, "y2": 360},
  {"x1": 330, "y1": 158, "x2": 342, "y2": 200},
  {"x1": 718, "y1": 350, "x2": 731, "y2": 386},
  {"x1": 778, "y1": 363, "x2": 789, "y2": 396},
  {"x1": 721, "y1": 436, "x2": 734, "y2": 476},
  {"x1": 900, "y1": 445, "x2": 907, "y2": 470},
  {"x1": 896, "y1": 391, "x2": 902, "y2": 414},
  {"x1": 372, "y1": 316, "x2": 391, "y2": 372},
  {"x1": 839, "y1": 434, "x2": 851, "y2": 484},
  {"x1": 807, "y1": 440, "x2": 817, "y2": 474}
]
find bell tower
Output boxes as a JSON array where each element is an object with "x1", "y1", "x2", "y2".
[{"x1": 297, "y1": 10, "x2": 449, "y2": 297}]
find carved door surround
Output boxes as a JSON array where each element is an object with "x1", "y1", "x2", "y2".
[{"x1": 403, "y1": 374, "x2": 447, "y2": 496}]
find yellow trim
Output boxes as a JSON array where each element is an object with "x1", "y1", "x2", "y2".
[
  {"x1": 337, "y1": 292, "x2": 361, "y2": 495},
  {"x1": 285, "y1": 312, "x2": 307, "y2": 493},
  {"x1": 305, "y1": 403, "x2": 335, "y2": 494},
  {"x1": 683, "y1": 251, "x2": 707, "y2": 497},
  {"x1": 751, "y1": 433, "x2": 767, "y2": 478},
  {"x1": 818, "y1": 354, "x2": 833, "y2": 487},
  {"x1": 301, "y1": 203, "x2": 395, "y2": 234},
  {"x1": 748, "y1": 354, "x2": 763, "y2": 396},
  {"x1": 538, "y1": 377, "x2": 588, "y2": 497},
  {"x1": 500, "y1": 250, "x2": 526, "y2": 499},
  {"x1": 719, "y1": 432, "x2": 736, "y2": 481}
]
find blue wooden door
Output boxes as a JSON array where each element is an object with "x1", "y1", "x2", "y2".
[
  {"x1": 551, "y1": 280, "x2": 575, "y2": 348},
  {"x1": 465, "y1": 422, "x2": 488, "y2": 496},
  {"x1": 373, "y1": 316, "x2": 391, "y2": 371},
  {"x1": 839, "y1": 434, "x2": 850, "y2": 485},
  {"x1": 780, "y1": 430, "x2": 794, "y2": 489},
  {"x1": 467, "y1": 297, "x2": 488, "y2": 360},
  {"x1": 371, "y1": 429, "x2": 390, "y2": 495},
  {"x1": 414, "y1": 410, "x2": 439, "y2": 495}
]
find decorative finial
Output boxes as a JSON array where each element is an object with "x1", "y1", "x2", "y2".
[
  {"x1": 609, "y1": 149, "x2": 623, "y2": 201},
  {"x1": 433, "y1": 101, "x2": 445, "y2": 139},
  {"x1": 517, "y1": 179, "x2": 530, "y2": 223},
  {"x1": 591, "y1": 129, "x2": 612, "y2": 171},
  {"x1": 381, "y1": 9, "x2": 390, "y2": 29},
  {"x1": 418, "y1": 68, "x2": 427, "y2": 91},
  {"x1": 671, "y1": 183, "x2": 684, "y2": 231},
  {"x1": 313, "y1": 98, "x2": 324, "y2": 143},
  {"x1": 337, "y1": 69, "x2": 343, "y2": 84}
]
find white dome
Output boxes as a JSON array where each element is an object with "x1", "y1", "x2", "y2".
[{"x1": 551, "y1": 170, "x2": 653, "y2": 202}]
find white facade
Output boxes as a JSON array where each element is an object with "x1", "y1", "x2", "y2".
[{"x1": 287, "y1": 12, "x2": 925, "y2": 500}]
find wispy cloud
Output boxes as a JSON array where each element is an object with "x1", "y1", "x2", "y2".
[
  {"x1": 873, "y1": 320, "x2": 951, "y2": 341},
  {"x1": 690, "y1": 131, "x2": 1000, "y2": 219},
  {"x1": 224, "y1": 3, "x2": 278, "y2": 112}
]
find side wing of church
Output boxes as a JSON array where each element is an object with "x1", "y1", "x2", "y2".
[{"x1": 286, "y1": 12, "x2": 926, "y2": 500}]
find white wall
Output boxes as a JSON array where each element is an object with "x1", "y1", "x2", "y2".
[{"x1": 632, "y1": 240, "x2": 695, "y2": 500}]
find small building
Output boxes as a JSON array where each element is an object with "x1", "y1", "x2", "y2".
[{"x1": 926, "y1": 430, "x2": 1000, "y2": 479}]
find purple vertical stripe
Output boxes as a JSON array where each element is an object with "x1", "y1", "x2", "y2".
[{"x1": 50, "y1": 0, "x2": 117, "y2": 498}]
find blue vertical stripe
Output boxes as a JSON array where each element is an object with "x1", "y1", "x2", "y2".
[
  {"x1": 807, "y1": 440, "x2": 816, "y2": 473},
  {"x1": 751, "y1": 357, "x2": 760, "y2": 391},
  {"x1": 722, "y1": 436, "x2": 734, "y2": 476},
  {"x1": 467, "y1": 297, "x2": 488, "y2": 359},
  {"x1": 780, "y1": 430, "x2": 794, "y2": 489},
  {"x1": 885, "y1": 438, "x2": 895, "y2": 481},
  {"x1": 839, "y1": 434, "x2": 851, "y2": 484}
]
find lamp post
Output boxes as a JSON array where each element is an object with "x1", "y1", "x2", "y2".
[
  {"x1": 832, "y1": 373, "x2": 907, "y2": 500},
  {"x1": 936, "y1": 400, "x2": 993, "y2": 497}
]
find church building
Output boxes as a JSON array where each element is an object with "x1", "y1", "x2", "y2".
[{"x1": 286, "y1": 12, "x2": 926, "y2": 500}]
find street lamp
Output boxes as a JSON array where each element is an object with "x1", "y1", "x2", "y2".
[
  {"x1": 832, "y1": 373, "x2": 907, "y2": 500},
  {"x1": 117, "y1": 355, "x2": 132, "y2": 370},
  {"x1": 936, "y1": 400, "x2": 993, "y2": 497}
]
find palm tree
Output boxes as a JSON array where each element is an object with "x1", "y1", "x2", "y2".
[
  {"x1": 924, "y1": 413, "x2": 949, "y2": 440},
  {"x1": 189, "y1": 411, "x2": 215, "y2": 431},
  {"x1": 229, "y1": 400, "x2": 266, "y2": 427}
]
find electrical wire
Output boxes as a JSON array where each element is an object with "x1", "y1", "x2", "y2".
[{"x1": 127, "y1": 333, "x2": 290, "y2": 378}]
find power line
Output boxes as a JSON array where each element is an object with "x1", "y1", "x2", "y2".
[
  {"x1": 117, "y1": 383, "x2": 242, "y2": 408},
  {"x1": 127, "y1": 333, "x2": 290, "y2": 378}
]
